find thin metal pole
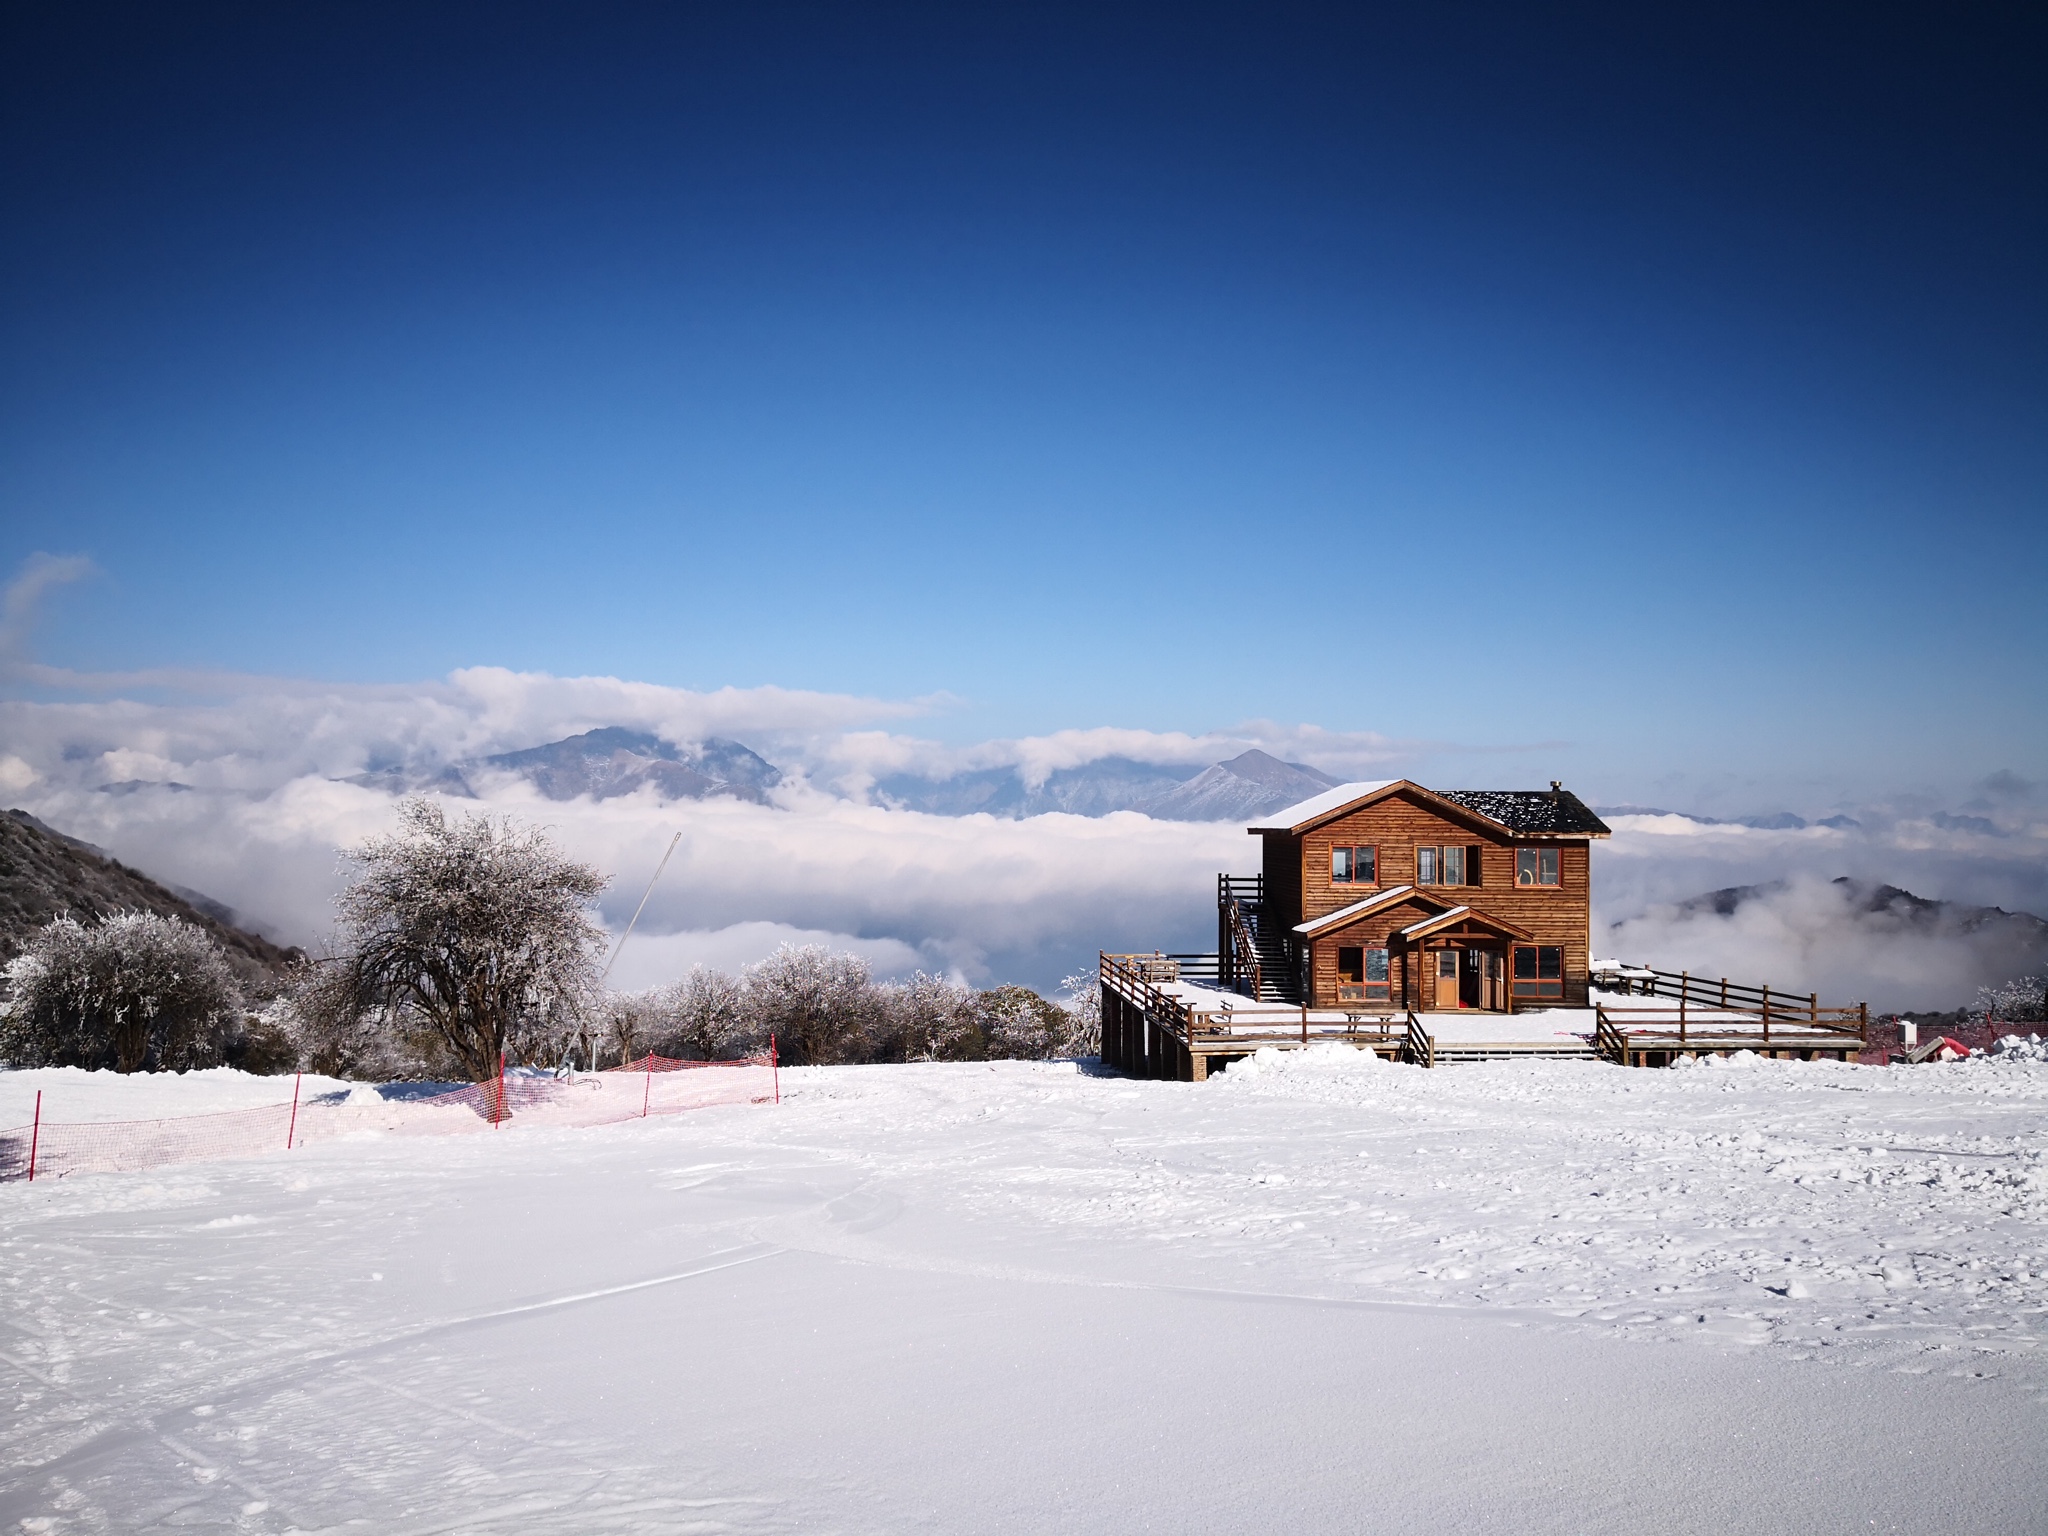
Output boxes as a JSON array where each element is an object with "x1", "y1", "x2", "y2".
[
  {"x1": 771, "y1": 1034, "x2": 780, "y2": 1104},
  {"x1": 287, "y1": 1073, "x2": 301, "y2": 1149},
  {"x1": 642, "y1": 1054, "x2": 652, "y2": 1117},
  {"x1": 601, "y1": 830, "x2": 683, "y2": 987},
  {"x1": 27, "y1": 1091, "x2": 40, "y2": 1182},
  {"x1": 496, "y1": 1050, "x2": 506, "y2": 1127}
]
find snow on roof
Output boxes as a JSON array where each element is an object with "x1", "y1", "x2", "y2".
[
  {"x1": 1293, "y1": 884, "x2": 1421, "y2": 936},
  {"x1": 1248, "y1": 780, "x2": 1397, "y2": 834},
  {"x1": 1401, "y1": 905, "x2": 1471, "y2": 937},
  {"x1": 1436, "y1": 789, "x2": 1611, "y2": 837}
]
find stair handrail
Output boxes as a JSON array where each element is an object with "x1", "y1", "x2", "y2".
[
  {"x1": 1403, "y1": 1010, "x2": 1434, "y2": 1069},
  {"x1": 1224, "y1": 895, "x2": 1263, "y2": 1000}
]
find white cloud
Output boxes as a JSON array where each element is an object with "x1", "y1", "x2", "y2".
[
  {"x1": 1595, "y1": 814, "x2": 2048, "y2": 1009},
  {"x1": 602, "y1": 923, "x2": 932, "y2": 992},
  {"x1": 4, "y1": 660, "x2": 2043, "y2": 1003}
]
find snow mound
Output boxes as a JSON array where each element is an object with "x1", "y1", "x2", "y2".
[
  {"x1": 1990, "y1": 1033, "x2": 2048, "y2": 1064},
  {"x1": 1218, "y1": 1042, "x2": 1383, "y2": 1080}
]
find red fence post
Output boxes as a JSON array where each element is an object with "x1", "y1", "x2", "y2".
[
  {"x1": 287, "y1": 1072, "x2": 301, "y2": 1149},
  {"x1": 27, "y1": 1091, "x2": 40, "y2": 1182},
  {"x1": 771, "y1": 1034, "x2": 780, "y2": 1105}
]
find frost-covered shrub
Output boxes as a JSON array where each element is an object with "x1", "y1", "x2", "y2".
[
  {"x1": 891, "y1": 970, "x2": 976, "y2": 1062},
  {"x1": 971, "y1": 985, "x2": 1073, "y2": 1060},
  {"x1": 653, "y1": 966, "x2": 754, "y2": 1060},
  {"x1": 1, "y1": 912, "x2": 243, "y2": 1072},
  {"x1": 1056, "y1": 970, "x2": 1102, "y2": 1059},
  {"x1": 742, "y1": 944, "x2": 888, "y2": 1065},
  {"x1": 1972, "y1": 975, "x2": 2046, "y2": 1026}
]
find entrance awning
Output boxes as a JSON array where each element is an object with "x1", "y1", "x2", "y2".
[{"x1": 1398, "y1": 906, "x2": 1534, "y2": 944}]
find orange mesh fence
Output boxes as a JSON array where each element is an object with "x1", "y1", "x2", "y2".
[{"x1": 0, "y1": 1049, "x2": 778, "y2": 1182}]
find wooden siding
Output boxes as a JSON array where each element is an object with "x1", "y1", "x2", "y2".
[{"x1": 1266, "y1": 787, "x2": 1593, "y2": 1008}]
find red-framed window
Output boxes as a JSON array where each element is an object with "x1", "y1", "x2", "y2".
[
  {"x1": 1336, "y1": 945, "x2": 1392, "y2": 1003},
  {"x1": 1417, "y1": 845, "x2": 1479, "y2": 886},
  {"x1": 1512, "y1": 945, "x2": 1564, "y2": 998},
  {"x1": 1331, "y1": 845, "x2": 1377, "y2": 884},
  {"x1": 1515, "y1": 847, "x2": 1561, "y2": 887}
]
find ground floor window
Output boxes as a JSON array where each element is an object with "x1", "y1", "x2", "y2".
[
  {"x1": 1512, "y1": 945, "x2": 1564, "y2": 998},
  {"x1": 1336, "y1": 944, "x2": 1391, "y2": 1003}
]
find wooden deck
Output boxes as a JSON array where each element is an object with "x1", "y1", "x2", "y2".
[{"x1": 1098, "y1": 954, "x2": 1869, "y2": 1081}]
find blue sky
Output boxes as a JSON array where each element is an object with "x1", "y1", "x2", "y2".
[{"x1": 4, "y1": 2, "x2": 2044, "y2": 807}]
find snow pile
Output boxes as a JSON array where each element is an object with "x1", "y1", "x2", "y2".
[
  {"x1": 1216, "y1": 1041, "x2": 1384, "y2": 1080},
  {"x1": 1991, "y1": 1033, "x2": 2048, "y2": 1063}
]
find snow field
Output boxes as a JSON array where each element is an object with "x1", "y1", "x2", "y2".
[{"x1": 3, "y1": 1052, "x2": 2046, "y2": 1533}]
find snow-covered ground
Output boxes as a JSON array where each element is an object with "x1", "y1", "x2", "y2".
[{"x1": 4, "y1": 1051, "x2": 2047, "y2": 1534}]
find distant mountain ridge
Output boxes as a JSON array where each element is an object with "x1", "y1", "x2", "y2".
[
  {"x1": 1672, "y1": 878, "x2": 2048, "y2": 945},
  {"x1": 1595, "y1": 805, "x2": 1863, "y2": 831},
  {"x1": 878, "y1": 749, "x2": 1341, "y2": 822},
  {"x1": 351, "y1": 728, "x2": 1344, "y2": 821},
  {"x1": 0, "y1": 809, "x2": 300, "y2": 986},
  {"x1": 349, "y1": 728, "x2": 782, "y2": 805}
]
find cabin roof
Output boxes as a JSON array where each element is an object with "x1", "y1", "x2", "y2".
[
  {"x1": 1248, "y1": 778, "x2": 1610, "y2": 838},
  {"x1": 1435, "y1": 789, "x2": 1611, "y2": 837},
  {"x1": 1292, "y1": 884, "x2": 1435, "y2": 937},
  {"x1": 1247, "y1": 780, "x2": 1397, "y2": 834},
  {"x1": 1399, "y1": 905, "x2": 1536, "y2": 942}
]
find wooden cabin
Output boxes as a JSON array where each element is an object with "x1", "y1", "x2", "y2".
[{"x1": 1234, "y1": 779, "x2": 1610, "y2": 1012}]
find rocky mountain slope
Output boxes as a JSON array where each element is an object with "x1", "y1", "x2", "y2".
[{"x1": 0, "y1": 809, "x2": 301, "y2": 986}]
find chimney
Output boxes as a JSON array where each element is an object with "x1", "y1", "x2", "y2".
[{"x1": 1549, "y1": 780, "x2": 1562, "y2": 793}]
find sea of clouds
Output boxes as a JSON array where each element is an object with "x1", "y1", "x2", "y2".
[{"x1": 1, "y1": 662, "x2": 2042, "y2": 1008}]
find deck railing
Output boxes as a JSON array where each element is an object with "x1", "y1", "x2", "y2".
[
  {"x1": 1601, "y1": 966, "x2": 1867, "y2": 1041},
  {"x1": 1594, "y1": 999, "x2": 1866, "y2": 1048},
  {"x1": 1100, "y1": 954, "x2": 1408, "y2": 1053}
]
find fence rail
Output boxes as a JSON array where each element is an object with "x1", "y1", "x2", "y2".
[
  {"x1": 1602, "y1": 965, "x2": 1867, "y2": 1038},
  {"x1": 1, "y1": 1050, "x2": 778, "y2": 1183}
]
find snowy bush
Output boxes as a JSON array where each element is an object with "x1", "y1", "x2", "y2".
[
  {"x1": 1056, "y1": 970, "x2": 1102, "y2": 1059},
  {"x1": 1971, "y1": 974, "x2": 2047, "y2": 1026},
  {"x1": 891, "y1": 970, "x2": 976, "y2": 1062},
  {"x1": 971, "y1": 985, "x2": 1075, "y2": 1061},
  {"x1": 1, "y1": 911, "x2": 244, "y2": 1072},
  {"x1": 741, "y1": 944, "x2": 889, "y2": 1065},
  {"x1": 314, "y1": 799, "x2": 610, "y2": 1081}
]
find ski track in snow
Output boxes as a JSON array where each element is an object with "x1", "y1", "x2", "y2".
[{"x1": 3, "y1": 1052, "x2": 2046, "y2": 1533}]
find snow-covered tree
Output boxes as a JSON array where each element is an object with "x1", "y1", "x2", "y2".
[
  {"x1": 324, "y1": 799, "x2": 608, "y2": 1081},
  {"x1": 972, "y1": 984, "x2": 1072, "y2": 1060},
  {"x1": 892, "y1": 970, "x2": 975, "y2": 1062},
  {"x1": 741, "y1": 943, "x2": 886, "y2": 1065},
  {"x1": 1973, "y1": 974, "x2": 2046, "y2": 1026},
  {"x1": 654, "y1": 965, "x2": 753, "y2": 1060},
  {"x1": 1, "y1": 911, "x2": 243, "y2": 1072},
  {"x1": 1056, "y1": 969, "x2": 1102, "y2": 1059}
]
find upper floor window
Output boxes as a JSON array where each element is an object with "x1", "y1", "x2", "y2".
[
  {"x1": 1331, "y1": 845, "x2": 1377, "y2": 884},
  {"x1": 1516, "y1": 848, "x2": 1561, "y2": 887},
  {"x1": 1417, "y1": 845, "x2": 1476, "y2": 886}
]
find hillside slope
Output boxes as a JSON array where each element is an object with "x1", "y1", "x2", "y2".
[{"x1": 0, "y1": 809, "x2": 300, "y2": 988}]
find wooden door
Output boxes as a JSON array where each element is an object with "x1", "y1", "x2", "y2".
[
  {"x1": 1433, "y1": 949, "x2": 1459, "y2": 1010},
  {"x1": 1479, "y1": 950, "x2": 1505, "y2": 1011}
]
